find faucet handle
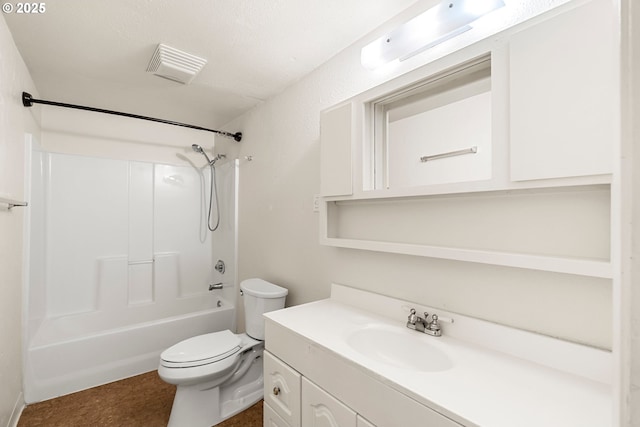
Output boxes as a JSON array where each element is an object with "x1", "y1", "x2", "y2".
[
  {"x1": 434, "y1": 314, "x2": 454, "y2": 324},
  {"x1": 427, "y1": 313, "x2": 454, "y2": 328},
  {"x1": 407, "y1": 308, "x2": 418, "y2": 325},
  {"x1": 427, "y1": 314, "x2": 441, "y2": 333}
]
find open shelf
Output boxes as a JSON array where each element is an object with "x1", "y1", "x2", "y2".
[
  {"x1": 321, "y1": 237, "x2": 611, "y2": 278},
  {"x1": 320, "y1": 184, "x2": 611, "y2": 279}
]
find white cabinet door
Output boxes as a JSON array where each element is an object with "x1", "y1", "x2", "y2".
[
  {"x1": 320, "y1": 102, "x2": 353, "y2": 196},
  {"x1": 264, "y1": 351, "x2": 301, "y2": 427},
  {"x1": 302, "y1": 377, "x2": 357, "y2": 427},
  {"x1": 356, "y1": 415, "x2": 376, "y2": 427},
  {"x1": 265, "y1": 402, "x2": 292, "y2": 427},
  {"x1": 386, "y1": 88, "x2": 492, "y2": 189},
  {"x1": 509, "y1": 0, "x2": 615, "y2": 181}
]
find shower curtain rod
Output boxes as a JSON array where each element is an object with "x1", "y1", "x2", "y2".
[{"x1": 21, "y1": 92, "x2": 243, "y2": 142}]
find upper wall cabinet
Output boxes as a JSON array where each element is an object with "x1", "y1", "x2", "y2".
[
  {"x1": 370, "y1": 56, "x2": 493, "y2": 190},
  {"x1": 509, "y1": 0, "x2": 616, "y2": 181},
  {"x1": 320, "y1": 102, "x2": 353, "y2": 196},
  {"x1": 319, "y1": 0, "x2": 615, "y2": 200}
]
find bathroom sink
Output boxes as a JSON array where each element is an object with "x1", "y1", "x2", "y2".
[{"x1": 347, "y1": 325, "x2": 453, "y2": 372}]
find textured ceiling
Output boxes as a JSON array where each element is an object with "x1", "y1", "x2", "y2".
[{"x1": 4, "y1": 0, "x2": 419, "y2": 128}]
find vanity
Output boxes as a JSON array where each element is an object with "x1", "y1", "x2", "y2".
[{"x1": 263, "y1": 284, "x2": 611, "y2": 427}]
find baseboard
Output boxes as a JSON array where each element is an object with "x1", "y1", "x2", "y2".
[{"x1": 7, "y1": 392, "x2": 24, "y2": 427}]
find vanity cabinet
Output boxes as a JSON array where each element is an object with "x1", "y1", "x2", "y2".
[
  {"x1": 302, "y1": 378, "x2": 357, "y2": 427},
  {"x1": 264, "y1": 351, "x2": 362, "y2": 427},
  {"x1": 265, "y1": 403, "x2": 292, "y2": 427},
  {"x1": 265, "y1": 286, "x2": 612, "y2": 427},
  {"x1": 264, "y1": 320, "x2": 463, "y2": 427},
  {"x1": 264, "y1": 351, "x2": 301, "y2": 427},
  {"x1": 508, "y1": 0, "x2": 615, "y2": 181}
]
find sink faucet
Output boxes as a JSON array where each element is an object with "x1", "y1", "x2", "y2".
[{"x1": 406, "y1": 308, "x2": 452, "y2": 337}]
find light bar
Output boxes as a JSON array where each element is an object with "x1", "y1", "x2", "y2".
[{"x1": 361, "y1": 0, "x2": 505, "y2": 70}]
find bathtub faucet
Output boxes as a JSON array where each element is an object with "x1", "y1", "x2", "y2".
[{"x1": 209, "y1": 283, "x2": 223, "y2": 291}]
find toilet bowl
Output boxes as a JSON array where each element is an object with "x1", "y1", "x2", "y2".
[{"x1": 158, "y1": 278, "x2": 287, "y2": 427}]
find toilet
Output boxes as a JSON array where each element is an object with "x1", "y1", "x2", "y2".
[{"x1": 158, "y1": 278, "x2": 288, "y2": 427}]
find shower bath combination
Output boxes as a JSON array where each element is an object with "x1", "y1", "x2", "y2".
[
  {"x1": 20, "y1": 92, "x2": 243, "y2": 402},
  {"x1": 23, "y1": 148, "x2": 239, "y2": 403},
  {"x1": 192, "y1": 144, "x2": 225, "y2": 232}
]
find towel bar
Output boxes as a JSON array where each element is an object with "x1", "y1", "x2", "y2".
[{"x1": 420, "y1": 146, "x2": 477, "y2": 162}]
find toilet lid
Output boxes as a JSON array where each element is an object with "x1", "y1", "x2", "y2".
[{"x1": 161, "y1": 330, "x2": 242, "y2": 368}]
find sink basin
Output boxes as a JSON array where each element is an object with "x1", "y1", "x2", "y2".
[{"x1": 347, "y1": 325, "x2": 453, "y2": 372}]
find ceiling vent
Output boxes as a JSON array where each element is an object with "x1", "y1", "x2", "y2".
[{"x1": 146, "y1": 43, "x2": 207, "y2": 85}]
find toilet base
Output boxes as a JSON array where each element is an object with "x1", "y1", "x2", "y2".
[{"x1": 167, "y1": 346, "x2": 264, "y2": 427}]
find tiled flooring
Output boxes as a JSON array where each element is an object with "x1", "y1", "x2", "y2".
[{"x1": 18, "y1": 371, "x2": 263, "y2": 427}]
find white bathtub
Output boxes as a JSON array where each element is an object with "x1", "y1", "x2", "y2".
[
  {"x1": 24, "y1": 301, "x2": 235, "y2": 403},
  {"x1": 23, "y1": 151, "x2": 239, "y2": 403}
]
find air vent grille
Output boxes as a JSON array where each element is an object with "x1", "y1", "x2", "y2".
[{"x1": 146, "y1": 43, "x2": 207, "y2": 85}]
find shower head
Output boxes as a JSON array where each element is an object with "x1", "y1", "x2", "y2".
[{"x1": 191, "y1": 144, "x2": 213, "y2": 165}]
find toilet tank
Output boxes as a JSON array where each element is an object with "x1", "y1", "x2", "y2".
[{"x1": 240, "y1": 278, "x2": 288, "y2": 340}]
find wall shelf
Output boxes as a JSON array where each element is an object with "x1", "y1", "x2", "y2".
[
  {"x1": 320, "y1": 183, "x2": 611, "y2": 279},
  {"x1": 321, "y1": 237, "x2": 612, "y2": 279}
]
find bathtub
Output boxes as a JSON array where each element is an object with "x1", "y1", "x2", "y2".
[
  {"x1": 24, "y1": 300, "x2": 235, "y2": 403},
  {"x1": 23, "y1": 150, "x2": 240, "y2": 403}
]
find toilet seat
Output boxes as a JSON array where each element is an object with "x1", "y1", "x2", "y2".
[{"x1": 160, "y1": 330, "x2": 241, "y2": 369}]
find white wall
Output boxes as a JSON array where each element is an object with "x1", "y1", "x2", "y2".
[
  {"x1": 219, "y1": 0, "x2": 616, "y2": 350},
  {"x1": 632, "y1": 10, "x2": 640, "y2": 425},
  {"x1": 623, "y1": 0, "x2": 639, "y2": 422},
  {"x1": 0, "y1": 15, "x2": 40, "y2": 427}
]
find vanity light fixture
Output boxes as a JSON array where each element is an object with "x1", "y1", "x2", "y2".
[{"x1": 361, "y1": 0, "x2": 505, "y2": 69}]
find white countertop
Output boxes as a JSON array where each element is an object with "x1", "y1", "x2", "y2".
[{"x1": 264, "y1": 285, "x2": 611, "y2": 427}]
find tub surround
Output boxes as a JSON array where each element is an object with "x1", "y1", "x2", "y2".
[
  {"x1": 23, "y1": 150, "x2": 239, "y2": 403},
  {"x1": 264, "y1": 284, "x2": 611, "y2": 427}
]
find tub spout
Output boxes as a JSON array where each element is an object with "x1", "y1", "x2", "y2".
[{"x1": 209, "y1": 283, "x2": 223, "y2": 291}]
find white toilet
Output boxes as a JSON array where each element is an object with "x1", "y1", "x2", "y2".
[{"x1": 158, "y1": 278, "x2": 288, "y2": 427}]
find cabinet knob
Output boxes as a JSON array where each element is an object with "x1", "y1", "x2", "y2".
[{"x1": 273, "y1": 386, "x2": 281, "y2": 396}]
